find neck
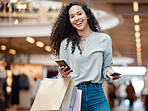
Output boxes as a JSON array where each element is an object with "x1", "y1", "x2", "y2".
[{"x1": 77, "y1": 27, "x2": 93, "y2": 39}]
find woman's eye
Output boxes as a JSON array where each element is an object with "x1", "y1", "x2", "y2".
[
  {"x1": 70, "y1": 16, "x2": 74, "y2": 18},
  {"x1": 78, "y1": 13, "x2": 82, "y2": 15}
]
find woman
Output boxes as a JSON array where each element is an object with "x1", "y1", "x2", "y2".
[{"x1": 50, "y1": 2, "x2": 120, "y2": 111}]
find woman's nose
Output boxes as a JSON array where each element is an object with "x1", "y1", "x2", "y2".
[{"x1": 75, "y1": 15, "x2": 79, "y2": 20}]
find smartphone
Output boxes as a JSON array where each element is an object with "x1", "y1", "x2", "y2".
[
  {"x1": 110, "y1": 72, "x2": 121, "y2": 76},
  {"x1": 55, "y1": 60, "x2": 73, "y2": 72}
]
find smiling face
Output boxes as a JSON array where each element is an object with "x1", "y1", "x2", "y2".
[{"x1": 69, "y1": 5, "x2": 89, "y2": 31}]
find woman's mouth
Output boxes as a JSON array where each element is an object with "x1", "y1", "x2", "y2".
[{"x1": 75, "y1": 21, "x2": 82, "y2": 27}]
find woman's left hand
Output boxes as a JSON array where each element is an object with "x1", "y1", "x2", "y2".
[{"x1": 106, "y1": 69, "x2": 121, "y2": 80}]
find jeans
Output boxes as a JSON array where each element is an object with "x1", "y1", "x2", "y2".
[{"x1": 77, "y1": 83, "x2": 111, "y2": 111}]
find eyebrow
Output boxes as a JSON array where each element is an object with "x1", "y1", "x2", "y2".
[{"x1": 69, "y1": 11, "x2": 83, "y2": 16}]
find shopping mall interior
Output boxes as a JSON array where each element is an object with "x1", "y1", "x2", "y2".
[{"x1": 0, "y1": 0, "x2": 148, "y2": 111}]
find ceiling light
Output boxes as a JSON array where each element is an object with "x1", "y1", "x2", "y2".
[
  {"x1": 22, "y1": 4, "x2": 27, "y2": 9},
  {"x1": 137, "y1": 52, "x2": 141, "y2": 57},
  {"x1": 7, "y1": 78, "x2": 12, "y2": 86},
  {"x1": 137, "y1": 58, "x2": 142, "y2": 62},
  {"x1": 1, "y1": 45, "x2": 6, "y2": 50},
  {"x1": 135, "y1": 32, "x2": 140, "y2": 38},
  {"x1": 36, "y1": 41, "x2": 44, "y2": 48},
  {"x1": 136, "y1": 48, "x2": 141, "y2": 52},
  {"x1": 17, "y1": 4, "x2": 27, "y2": 9},
  {"x1": 137, "y1": 50, "x2": 141, "y2": 54},
  {"x1": 9, "y1": 49, "x2": 16, "y2": 55},
  {"x1": 26, "y1": 37, "x2": 35, "y2": 44},
  {"x1": 14, "y1": 19, "x2": 19, "y2": 24},
  {"x1": 134, "y1": 15, "x2": 140, "y2": 23},
  {"x1": 137, "y1": 50, "x2": 141, "y2": 53},
  {"x1": 10, "y1": 0, "x2": 18, "y2": 3},
  {"x1": 6, "y1": 86, "x2": 12, "y2": 93},
  {"x1": 136, "y1": 38, "x2": 141, "y2": 43},
  {"x1": 45, "y1": 46, "x2": 52, "y2": 52},
  {"x1": 136, "y1": 43, "x2": 141, "y2": 48},
  {"x1": 6, "y1": 70, "x2": 12, "y2": 78},
  {"x1": 137, "y1": 57, "x2": 142, "y2": 61},
  {"x1": 133, "y1": 1, "x2": 139, "y2": 12},
  {"x1": 134, "y1": 25, "x2": 140, "y2": 32},
  {"x1": 137, "y1": 55, "x2": 142, "y2": 58},
  {"x1": 137, "y1": 56, "x2": 142, "y2": 61}
]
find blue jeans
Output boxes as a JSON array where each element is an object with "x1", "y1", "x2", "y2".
[{"x1": 77, "y1": 83, "x2": 111, "y2": 111}]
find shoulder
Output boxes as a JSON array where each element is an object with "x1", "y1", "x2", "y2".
[
  {"x1": 93, "y1": 32, "x2": 111, "y2": 39},
  {"x1": 93, "y1": 32, "x2": 112, "y2": 41},
  {"x1": 61, "y1": 38, "x2": 68, "y2": 47},
  {"x1": 60, "y1": 38, "x2": 72, "y2": 50},
  {"x1": 61, "y1": 38, "x2": 68, "y2": 44}
]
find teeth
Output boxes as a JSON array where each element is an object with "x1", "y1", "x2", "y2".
[{"x1": 76, "y1": 22, "x2": 82, "y2": 25}]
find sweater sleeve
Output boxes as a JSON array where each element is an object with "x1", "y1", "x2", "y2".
[
  {"x1": 58, "y1": 39, "x2": 69, "y2": 78},
  {"x1": 102, "y1": 36, "x2": 113, "y2": 83},
  {"x1": 59, "y1": 39, "x2": 68, "y2": 62}
]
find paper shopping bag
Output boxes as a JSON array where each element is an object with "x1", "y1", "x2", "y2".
[
  {"x1": 30, "y1": 77, "x2": 74, "y2": 111},
  {"x1": 73, "y1": 89, "x2": 82, "y2": 111}
]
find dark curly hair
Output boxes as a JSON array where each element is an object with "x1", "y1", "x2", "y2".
[{"x1": 50, "y1": 2, "x2": 101, "y2": 55}]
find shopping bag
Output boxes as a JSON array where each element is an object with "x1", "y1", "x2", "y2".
[
  {"x1": 30, "y1": 76, "x2": 74, "y2": 111},
  {"x1": 73, "y1": 89, "x2": 82, "y2": 111}
]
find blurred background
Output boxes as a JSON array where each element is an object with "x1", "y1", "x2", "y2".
[{"x1": 0, "y1": 0, "x2": 148, "y2": 111}]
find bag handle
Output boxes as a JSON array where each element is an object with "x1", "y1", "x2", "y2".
[{"x1": 51, "y1": 73, "x2": 60, "y2": 81}]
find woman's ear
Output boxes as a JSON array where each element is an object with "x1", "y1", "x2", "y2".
[
  {"x1": 86, "y1": 14, "x2": 88, "y2": 18},
  {"x1": 86, "y1": 14, "x2": 89, "y2": 19}
]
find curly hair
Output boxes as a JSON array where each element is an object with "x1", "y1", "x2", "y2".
[{"x1": 50, "y1": 2, "x2": 101, "y2": 55}]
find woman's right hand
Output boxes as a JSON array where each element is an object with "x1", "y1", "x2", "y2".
[{"x1": 59, "y1": 66, "x2": 73, "y2": 77}]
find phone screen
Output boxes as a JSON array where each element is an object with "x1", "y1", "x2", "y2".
[
  {"x1": 55, "y1": 60, "x2": 72, "y2": 72},
  {"x1": 110, "y1": 73, "x2": 121, "y2": 76}
]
